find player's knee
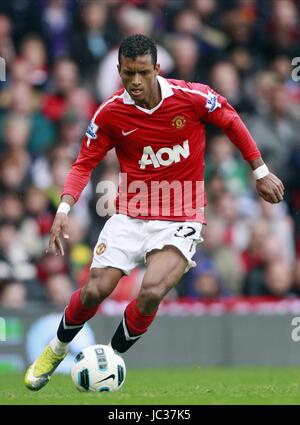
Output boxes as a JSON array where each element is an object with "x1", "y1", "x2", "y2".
[
  {"x1": 81, "y1": 270, "x2": 115, "y2": 307},
  {"x1": 81, "y1": 284, "x2": 101, "y2": 307},
  {"x1": 138, "y1": 285, "x2": 164, "y2": 311}
]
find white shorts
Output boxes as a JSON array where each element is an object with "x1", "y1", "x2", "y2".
[{"x1": 91, "y1": 214, "x2": 203, "y2": 275}]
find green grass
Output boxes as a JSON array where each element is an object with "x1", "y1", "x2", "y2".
[{"x1": 1, "y1": 367, "x2": 300, "y2": 405}]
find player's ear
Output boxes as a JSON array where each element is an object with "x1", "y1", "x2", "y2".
[
  {"x1": 117, "y1": 64, "x2": 121, "y2": 75},
  {"x1": 155, "y1": 63, "x2": 160, "y2": 75}
]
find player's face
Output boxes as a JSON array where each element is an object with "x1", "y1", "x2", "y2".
[{"x1": 118, "y1": 54, "x2": 160, "y2": 107}]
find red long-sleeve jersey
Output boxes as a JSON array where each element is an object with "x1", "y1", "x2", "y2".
[{"x1": 62, "y1": 76, "x2": 261, "y2": 223}]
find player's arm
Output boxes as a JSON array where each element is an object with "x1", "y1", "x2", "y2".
[
  {"x1": 223, "y1": 114, "x2": 284, "y2": 204},
  {"x1": 46, "y1": 194, "x2": 74, "y2": 256},
  {"x1": 194, "y1": 83, "x2": 284, "y2": 204},
  {"x1": 247, "y1": 157, "x2": 284, "y2": 204},
  {"x1": 47, "y1": 117, "x2": 114, "y2": 256}
]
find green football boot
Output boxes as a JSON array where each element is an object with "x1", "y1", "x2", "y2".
[{"x1": 24, "y1": 345, "x2": 67, "y2": 391}]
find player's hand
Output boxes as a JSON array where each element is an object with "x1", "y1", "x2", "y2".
[
  {"x1": 256, "y1": 173, "x2": 284, "y2": 204},
  {"x1": 46, "y1": 213, "x2": 69, "y2": 256}
]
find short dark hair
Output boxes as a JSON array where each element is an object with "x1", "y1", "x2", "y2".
[{"x1": 118, "y1": 34, "x2": 157, "y2": 66}]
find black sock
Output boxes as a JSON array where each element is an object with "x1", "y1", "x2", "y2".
[
  {"x1": 110, "y1": 317, "x2": 142, "y2": 353},
  {"x1": 57, "y1": 312, "x2": 84, "y2": 343}
]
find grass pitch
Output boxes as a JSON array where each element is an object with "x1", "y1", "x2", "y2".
[{"x1": 1, "y1": 367, "x2": 300, "y2": 405}]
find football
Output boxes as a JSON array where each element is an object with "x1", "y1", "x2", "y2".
[{"x1": 71, "y1": 344, "x2": 126, "y2": 392}]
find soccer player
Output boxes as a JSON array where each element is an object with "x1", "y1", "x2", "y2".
[{"x1": 25, "y1": 34, "x2": 284, "y2": 390}]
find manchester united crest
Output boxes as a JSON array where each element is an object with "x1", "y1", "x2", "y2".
[
  {"x1": 96, "y1": 243, "x2": 106, "y2": 255},
  {"x1": 172, "y1": 115, "x2": 186, "y2": 129}
]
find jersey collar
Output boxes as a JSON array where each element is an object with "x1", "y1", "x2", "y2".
[{"x1": 123, "y1": 76, "x2": 174, "y2": 114}]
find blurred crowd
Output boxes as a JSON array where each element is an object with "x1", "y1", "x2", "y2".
[{"x1": 0, "y1": 0, "x2": 300, "y2": 309}]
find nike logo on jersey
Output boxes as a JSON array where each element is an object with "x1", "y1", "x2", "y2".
[
  {"x1": 139, "y1": 140, "x2": 190, "y2": 169},
  {"x1": 96, "y1": 373, "x2": 115, "y2": 384},
  {"x1": 122, "y1": 128, "x2": 138, "y2": 136}
]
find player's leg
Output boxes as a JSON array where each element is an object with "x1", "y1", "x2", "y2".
[
  {"x1": 110, "y1": 246, "x2": 187, "y2": 353},
  {"x1": 25, "y1": 267, "x2": 122, "y2": 391},
  {"x1": 53, "y1": 267, "x2": 123, "y2": 347},
  {"x1": 24, "y1": 214, "x2": 142, "y2": 391}
]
